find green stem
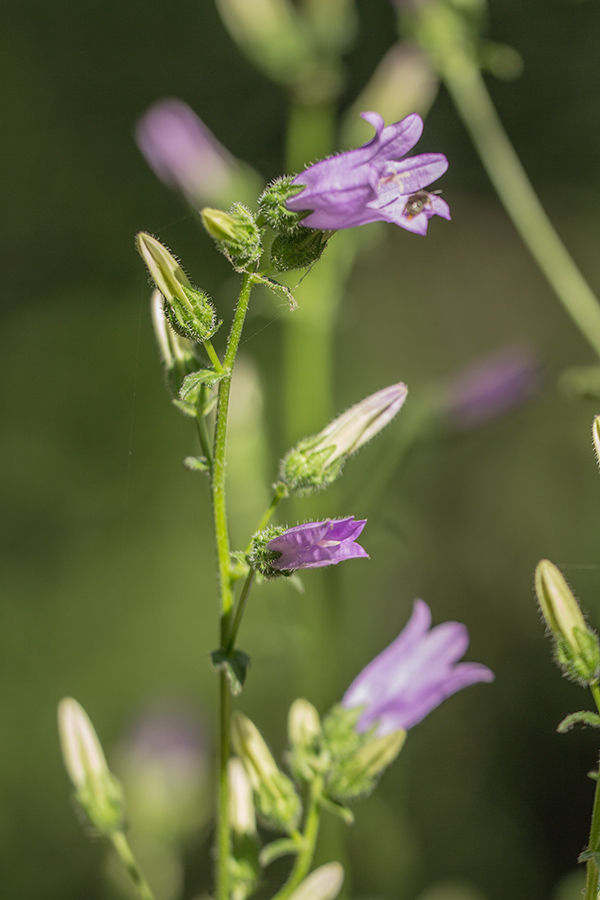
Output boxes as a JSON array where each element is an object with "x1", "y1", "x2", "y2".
[
  {"x1": 226, "y1": 568, "x2": 256, "y2": 653},
  {"x1": 204, "y1": 338, "x2": 225, "y2": 374},
  {"x1": 441, "y1": 49, "x2": 600, "y2": 359},
  {"x1": 211, "y1": 270, "x2": 256, "y2": 900},
  {"x1": 110, "y1": 831, "x2": 156, "y2": 900},
  {"x1": 583, "y1": 685, "x2": 600, "y2": 900},
  {"x1": 271, "y1": 780, "x2": 322, "y2": 900}
]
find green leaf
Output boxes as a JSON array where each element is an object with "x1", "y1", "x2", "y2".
[
  {"x1": 557, "y1": 710, "x2": 600, "y2": 733},
  {"x1": 180, "y1": 368, "x2": 226, "y2": 403},
  {"x1": 578, "y1": 849, "x2": 600, "y2": 866},
  {"x1": 183, "y1": 455, "x2": 210, "y2": 473},
  {"x1": 318, "y1": 794, "x2": 354, "y2": 825},
  {"x1": 210, "y1": 649, "x2": 251, "y2": 696}
]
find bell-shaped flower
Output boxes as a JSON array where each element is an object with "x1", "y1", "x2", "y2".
[
  {"x1": 342, "y1": 600, "x2": 494, "y2": 734},
  {"x1": 265, "y1": 517, "x2": 368, "y2": 573},
  {"x1": 286, "y1": 111, "x2": 450, "y2": 234}
]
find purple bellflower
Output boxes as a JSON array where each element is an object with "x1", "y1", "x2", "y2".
[
  {"x1": 342, "y1": 599, "x2": 494, "y2": 735},
  {"x1": 267, "y1": 517, "x2": 368, "y2": 571},
  {"x1": 286, "y1": 112, "x2": 450, "y2": 234},
  {"x1": 135, "y1": 99, "x2": 234, "y2": 205}
]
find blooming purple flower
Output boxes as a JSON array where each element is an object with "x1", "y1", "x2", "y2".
[
  {"x1": 267, "y1": 517, "x2": 368, "y2": 571},
  {"x1": 342, "y1": 600, "x2": 494, "y2": 735},
  {"x1": 286, "y1": 112, "x2": 450, "y2": 234},
  {"x1": 135, "y1": 99, "x2": 234, "y2": 205},
  {"x1": 441, "y1": 346, "x2": 540, "y2": 429}
]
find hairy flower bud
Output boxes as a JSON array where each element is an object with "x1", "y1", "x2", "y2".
[
  {"x1": 231, "y1": 712, "x2": 301, "y2": 832},
  {"x1": 593, "y1": 416, "x2": 600, "y2": 470},
  {"x1": 280, "y1": 383, "x2": 407, "y2": 495},
  {"x1": 201, "y1": 204, "x2": 262, "y2": 268},
  {"x1": 136, "y1": 233, "x2": 219, "y2": 343},
  {"x1": 58, "y1": 698, "x2": 124, "y2": 835},
  {"x1": 535, "y1": 559, "x2": 600, "y2": 685}
]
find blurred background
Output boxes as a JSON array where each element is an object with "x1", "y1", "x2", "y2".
[{"x1": 3, "y1": 1, "x2": 600, "y2": 899}]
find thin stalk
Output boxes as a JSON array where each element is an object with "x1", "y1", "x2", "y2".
[
  {"x1": 243, "y1": 483, "x2": 288, "y2": 555},
  {"x1": 442, "y1": 52, "x2": 600, "y2": 359},
  {"x1": 226, "y1": 568, "x2": 256, "y2": 654},
  {"x1": 204, "y1": 338, "x2": 225, "y2": 374},
  {"x1": 110, "y1": 831, "x2": 156, "y2": 900},
  {"x1": 271, "y1": 779, "x2": 322, "y2": 900},
  {"x1": 583, "y1": 685, "x2": 600, "y2": 900},
  {"x1": 211, "y1": 270, "x2": 256, "y2": 900}
]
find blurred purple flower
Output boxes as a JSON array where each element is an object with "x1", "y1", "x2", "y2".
[
  {"x1": 267, "y1": 517, "x2": 368, "y2": 571},
  {"x1": 442, "y1": 346, "x2": 540, "y2": 429},
  {"x1": 286, "y1": 112, "x2": 450, "y2": 234},
  {"x1": 135, "y1": 99, "x2": 234, "y2": 205},
  {"x1": 342, "y1": 600, "x2": 494, "y2": 735}
]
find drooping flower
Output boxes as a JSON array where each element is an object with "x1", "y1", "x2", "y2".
[
  {"x1": 342, "y1": 600, "x2": 494, "y2": 735},
  {"x1": 286, "y1": 112, "x2": 450, "y2": 234},
  {"x1": 262, "y1": 517, "x2": 368, "y2": 573},
  {"x1": 135, "y1": 99, "x2": 235, "y2": 205}
]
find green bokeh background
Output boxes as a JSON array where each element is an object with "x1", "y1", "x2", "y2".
[{"x1": 3, "y1": 1, "x2": 600, "y2": 899}]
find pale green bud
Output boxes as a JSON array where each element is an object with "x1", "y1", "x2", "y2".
[
  {"x1": 288, "y1": 699, "x2": 321, "y2": 750},
  {"x1": 280, "y1": 383, "x2": 408, "y2": 495},
  {"x1": 201, "y1": 204, "x2": 262, "y2": 268},
  {"x1": 150, "y1": 289, "x2": 200, "y2": 397},
  {"x1": 351, "y1": 729, "x2": 406, "y2": 781},
  {"x1": 214, "y1": 0, "x2": 313, "y2": 86},
  {"x1": 593, "y1": 416, "x2": 600, "y2": 470},
  {"x1": 231, "y1": 712, "x2": 302, "y2": 832},
  {"x1": 535, "y1": 559, "x2": 600, "y2": 685},
  {"x1": 137, "y1": 233, "x2": 218, "y2": 343},
  {"x1": 287, "y1": 863, "x2": 344, "y2": 900},
  {"x1": 228, "y1": 758, "x2": 257, "y2": 837},
  {"x1": 536, "y1": 560, "x2": 587, "y2": 651},
  {"x1": 58, "y1": 697, "x2": 124, "y2": 835}
]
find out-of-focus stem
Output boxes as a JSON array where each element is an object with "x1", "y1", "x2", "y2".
[
  {"x1": 443, "y1": 52, "x2": 600, "y2": 359},
  {"x1": 110, "y1": 832, "x2": 156, "y2": 900}
]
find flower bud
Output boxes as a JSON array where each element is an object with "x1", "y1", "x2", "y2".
[
  {"x1": 231, "y1": 712, "x2": 301, "y2": 832},
  {"x1": 288, "y1": 699, "x2": 321, "y2": 750},
  {"x1": 351, "y1": 729, "x2": 406, "y2": 780},
  {"x1": 136, "y1": 233, "x2": 219, "y2": 343},
  {"x1": 151, "y1": 290, "x2": 201, "y2": 397},
  {"x1": 535, "y1": 559, "x2": 600, "y2": 685},
  {"x1": 287, "y1": 863, "x2": 344, "y2": 900},
  {"x1": 270, "y1": 227, "x2": 332, "y2": 272},
  {"x1": 258, "y1": 176, "x2": 306, "y2": 233},
  {"x1": 228, "y1": 758, "x2": 257, "y2": 837},
  {"x1": 214, "y1": 0, "x2": 313, "y2": 86},
  {"x1": 280, "y1": 383, "x2": 407, "y2": 495},
  {"x1": 201, "y1": 204, "x2": 262, "y2": 268},
  {"x1": 58, "y1": 698, "x2": 124, "y2": 835}
]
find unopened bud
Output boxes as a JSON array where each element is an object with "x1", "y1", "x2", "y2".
[
  {"x1": 228, "y1": 758, "x2": 257, "y2": 837},
  {"x1": 58, "y1": 698, "x2": 124, "y2": 835},
  {"x1": 258, "y1": 176, "x2": 306, "y2": 233},
  {"x1": 137, "y1": 232, "x2": 218, "y2": 343},
  {"x1": 352, "y1": 729, "x2": 406, "y2": 780},
  {"x1": 535, "y1": 559, "x2": 600, "y2": 685},
  {"x1": 231, "y1": 712, "x2": 301, "y2": 832},
  {"x1": 280, "y1": 383, "x2": 407, "y2": 495},
  {"x1": 288, "y1": 699, "x2": 321, "y2": 750},
  {"x1": 270, "y1": 227, "x2": 332, "y2": 272},
  {"x1": 287, "y1": 863, "x2": 344, "y2": 900},
  {"x1": 150, "y1": 290, "x2": 200, "y2": 397},
  {"x1": 201, "y1": 204, "x2": 262, "y2": 268}
]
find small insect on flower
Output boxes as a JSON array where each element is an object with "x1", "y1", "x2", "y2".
[{"x1": 403, "y1": 190, "x2": 441, "y2": 221}]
